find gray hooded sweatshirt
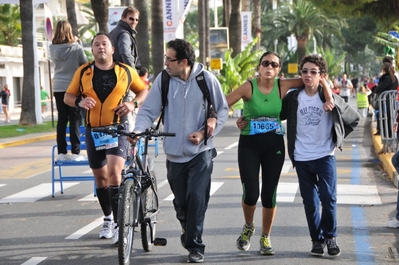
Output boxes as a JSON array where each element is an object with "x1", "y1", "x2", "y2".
[
  {"x1": 49, "y1": 42, "x2": 88, "y2": 92},
  {"x1": 134, "y1": 63, "x2": 229, "y2": 163}
]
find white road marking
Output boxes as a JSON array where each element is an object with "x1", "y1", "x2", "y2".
[
  {"x1": 164, "y1": 181, "x2": 224, "y2": 201},
  {"x1": 21, "y1": 257, "x2": 47, "y2": 265},
  {"x1": 337, "y1": 184, "x2": 382, "y2": 205},
  {"x1": 257, "y1": 182, "x2": 382, "y2": 205},
  {"x1": 0, "y1": 184, "x2": 6, "y2": 188},
  {"x1": 0, "y1": 182, "x2": 79, "y2": 203},
  {"x1": 65, "y1": 217, "x2": 103, "y2": 240}
]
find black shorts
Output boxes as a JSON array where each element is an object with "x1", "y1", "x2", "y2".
[{"x1": 85, "y1": 126, "x2": 129, "y2": 169}]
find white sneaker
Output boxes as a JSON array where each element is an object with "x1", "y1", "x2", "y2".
[
  {"x1": 99, "y1": 219, "x2": 113, "y2": 239},
  {"x1": 112, "y1": 225, "x2": 119, "y2": 245},
  {"x1": 57, "y1": 153, "x2": 70, "y2": 161},
  {"x1": 71, "y1": 154, "x2": 86, "y2": 161},
  {"x1": 387, "y1": 217, "x2": 399, "y2": 228}
]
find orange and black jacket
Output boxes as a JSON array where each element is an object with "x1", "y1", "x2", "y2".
[{"x1": 66, "y1": 61, "x2": 146, "y2": 127}]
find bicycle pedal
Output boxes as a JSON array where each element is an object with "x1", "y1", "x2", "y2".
[{"x1": 154, "y1": 237, "x2": 167, "y2": 246}]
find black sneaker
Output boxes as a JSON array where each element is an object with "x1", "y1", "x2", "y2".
[
  {"x1": 310, "y1": 240, "x2": 326, "y2": 256},
  {"x1": 325, "y1": 237, "x2": 341, "y2": 256},
  {"x1": 187, "y1": 250, "x2": 204, "y2": 263}
]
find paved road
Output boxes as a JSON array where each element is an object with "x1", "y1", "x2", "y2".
[{"x1": 1, "y1": 101, "x2": 399, "y2": 265}]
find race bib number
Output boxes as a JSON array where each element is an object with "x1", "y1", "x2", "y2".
[
  {"x1": 249, "y1": 118, "x2": 280, "y2": 135},
  {"x1": 91, "y1": 131, "x2": 118, "y2": 150}
]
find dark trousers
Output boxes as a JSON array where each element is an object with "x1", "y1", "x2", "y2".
[
  {"x1": 54, "y1": 92, "x2": 81, "y2": 154},
  {"x1": 295, "y1": 155, "x2": 338, "y2": 242},
  {"x1": 166, "y1": 149, "x2": 216, "y2": 254}
]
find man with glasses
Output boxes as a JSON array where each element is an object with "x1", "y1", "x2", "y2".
[
  {"x1": 133, "y1": 38, "x2": 229, "y2": 263},
  {"x1": 280, "y1": 54, "x2": 360, "y2": 257},
  {"x1": 109, "y1": 6, "x2": 141, "y2": 71}
]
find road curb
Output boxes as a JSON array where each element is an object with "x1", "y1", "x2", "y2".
[{"x1": 0, "y1": 133, "x2": 56, "y2": 149}]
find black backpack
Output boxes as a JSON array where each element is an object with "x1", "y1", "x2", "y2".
[{"x1": 155, "y1": 70, "x2": 213, "y2": 145}]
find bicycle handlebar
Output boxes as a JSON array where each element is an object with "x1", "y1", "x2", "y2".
[{"x1": 91, "y1": 123, "x2": 176, "y2": 138}]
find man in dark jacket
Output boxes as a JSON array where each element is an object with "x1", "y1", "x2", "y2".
[
  {"x1": 109, "y1": 6, "x2": 141, "y2": 71},
  {"x1": 280, "y1": 54, "x2": 360, "y2": 258}
]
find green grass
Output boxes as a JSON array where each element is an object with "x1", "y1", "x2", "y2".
[{"x1": 0, "y1": 121, "x2": 56, "y2": 138}]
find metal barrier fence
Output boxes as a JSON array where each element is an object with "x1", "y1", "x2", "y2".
[{"x1": 376, "y1": 90, "x2": 398, "y2": 153}]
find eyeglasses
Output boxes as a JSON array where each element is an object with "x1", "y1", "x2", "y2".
[
  {"x1": 164, "y1": 55, "x2": 179, "y2": 63},
  {"x1": 128, "y1": 17, "x2": 139, "y2": 22},
  {"x1": 301, "y1": 69, "x2": 320, "y2": 75},
  {"x1": 260, "y1": 60, "x2": 279, "y2": 68}
]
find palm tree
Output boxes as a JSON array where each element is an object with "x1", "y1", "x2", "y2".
[
  {"x1": 262, "y1": 0, "x2": 346, "y2": 63},
  {"x1": 0, "y1": 4, "x2": 21, "y2": 46},
  {"x1": 229, "y1": 0, "x2": 241, "y2": 57},
  {"x1": 19, "y1": 1, "x2": 36, "y2": 125},
  {"x1": 90, "y1": 0, "x2": 109, "y2": 33},
  {"x1": 66, "y1": 0, "x2": 78, "y2": 36},
  {"x1": 136, "y1": 1, "x2": 150, "y2": 70},
  {"x1": 151, "y1": 0, "x2": 164, "y2": 78}
]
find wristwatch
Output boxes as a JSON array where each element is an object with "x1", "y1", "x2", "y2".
[{"x1": 134, "y1": 101, "x2": 140, "y2": 108}]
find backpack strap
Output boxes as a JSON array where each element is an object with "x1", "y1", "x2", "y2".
[
  {"x1": 195, "y1": 71, "x2": 212, "y2": 145},
  {"x1": 155, "y1": 70, "x2": 170, "y2": 130}
]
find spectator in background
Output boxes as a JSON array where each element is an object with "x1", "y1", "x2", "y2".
[
  {"x1": 49, "y1": 20, "x2": 88, "y2": 161},
  {"x1": 109, "y1": 6, "x2": 144, "y2": 132},
  {"x1": 0, "y1": 84, "x2": 10, "y2": 123},
  {"x1": 40, "y1": 86, "x2": 49, "y2": 118},
  {"x1": 138, "y1": 66, "x2": 150, "y2": 89},
  {"x1": 109, "y1": 6, "x2": 141, "y2": 71},
  {"x1": 337, "y1": 73, "x2": 353, "y2": 103},
  {"x1": 388, "y1": 115, "x2": 399, "y2": 228},
  {"x1": 356, "y1": 84, "x2": 371, "y2": 117}
]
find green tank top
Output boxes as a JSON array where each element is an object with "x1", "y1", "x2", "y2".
[{"x1": 241, "y1": 78, "x2": 282, "y2": 135}]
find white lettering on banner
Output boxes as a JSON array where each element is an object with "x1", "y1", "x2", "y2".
[
  {"x1": 165, "y1": 0, "x2": 173, "y2": 26},
  {"x1": 242, "y1": 14, "x2": 248, "y2": 40},
  {"x1": 241, "y1": 11, "x2": 252, "y2": 51}
]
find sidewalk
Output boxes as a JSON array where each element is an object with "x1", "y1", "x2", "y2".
[{"x1": 0, "y1": 109, "x2": 56, "y2": 148}]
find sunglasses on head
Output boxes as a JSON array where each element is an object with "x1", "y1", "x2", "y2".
[
  {"x1": 260, "y1": 60, "x2": 279, "y2": 68},
  {"x1": 301, "y1": 70, "x2": 320, "y2": 75},
  {"x1": 128, "y1": 17, "x2": 139, "y2": 22}
]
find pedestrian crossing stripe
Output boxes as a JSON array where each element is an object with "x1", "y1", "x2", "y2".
[
  {"x1": 21, "y1": 257, "x2": 47, "y2": 265},
  {"x1": 0, "y1": 182, "x2": 382, "y2": 205},
  {"x1": 164, "y1": 182, "x2": 224, "y2": 201},
  {"x1": 0, "y1": 182, "x2": 79, "y2": 203}
]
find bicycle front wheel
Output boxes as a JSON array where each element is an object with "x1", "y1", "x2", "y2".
[
  {"x1": 141, "y1": 170, "x2": 159, "y2": 252},
  {"x1": 118, "y1": 179, "x2": 136, "y2": 265}
]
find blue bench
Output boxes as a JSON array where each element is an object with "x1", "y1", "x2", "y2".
[{"x1": 51, "y1": 126, "x2": 95, "y2": 197}]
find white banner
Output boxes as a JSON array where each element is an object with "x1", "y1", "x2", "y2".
[
  {"x1": 163, "y1": 0, "x2": 192, "y2": 42},
  {"x1": 241, "y1": 11, "x2": 252, "y2": 51},
  {"x1": 108, "y1": 7, "x2": 126, "y2": 32}
]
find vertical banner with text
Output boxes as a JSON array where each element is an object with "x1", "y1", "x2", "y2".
[
  {"x1": 241, "y1": 11, "x2": 252, "y2": 51},
  {"x1": 163, "y1": 0, "x2": 192, "y2": 42}
]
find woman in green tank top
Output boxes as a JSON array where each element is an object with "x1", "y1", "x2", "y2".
[{"x1": 226, "y1": 51, "x2": 304, "y2": 255}]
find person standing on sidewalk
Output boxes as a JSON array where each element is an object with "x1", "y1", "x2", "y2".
[
  {"x1": 0, "y1": 84, "x2": 10, "y2": 123},
  {"x1": 109, "y1": 6, "x2": 144, "y2": 132},
  {"x1": 280, "y1": 54, "x2": 360, "y2": 257},
  {"x1": 64, "y1": 33, "x2": 148, "y2": 245},
  {"x1": 49, "y1": 20, "x2": 88, "y2": 161},
  {"x1": 387, "y1": 116, "x2": 399, "y2": 228},
  {"x1": 133, "y1": 39, "x2": 229, "y2": 263}
]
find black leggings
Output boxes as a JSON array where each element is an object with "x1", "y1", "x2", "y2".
[{"x1": 238, "y1": 133, "x2": 285, "y2": 208}]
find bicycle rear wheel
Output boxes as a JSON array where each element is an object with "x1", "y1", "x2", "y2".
[
  {"x1": 118, "y1": 179, "x2": 136, "y2": 265},
  {"x1": 141, "y1": 170, "x2": 159, "y2": 252}
]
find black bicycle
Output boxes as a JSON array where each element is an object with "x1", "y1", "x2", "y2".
[{"x1": 92, "y1": 124, "x2": 175, "y2": 265}]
